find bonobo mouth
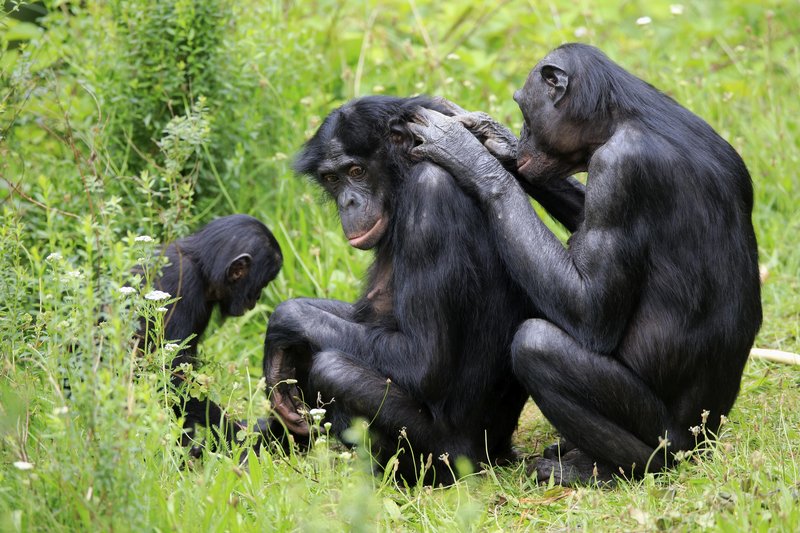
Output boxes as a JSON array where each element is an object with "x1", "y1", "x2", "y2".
[
  {"x1": 347, "y1": 217, "x2": 388, "y2": 250},
  {"x1": 517, "y1": 155, "x2": 533, "y2": 176}
]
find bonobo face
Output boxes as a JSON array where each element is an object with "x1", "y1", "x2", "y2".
[
  {"x1": 315, "y1": 138, "x2": 390, "y2": 250},
  {"x1": 513, "y1": 53, "x2": 588, "y2": 182}
]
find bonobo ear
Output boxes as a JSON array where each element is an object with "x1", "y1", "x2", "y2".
[
  {"x1": 388, "y1": 119, "x2": 414, "y2": 150},
  {"x1": 226, "y1": 253, "x2": 252, "y2": 283},
  {"x1": 540, "y1": 64, "x2": 568, "y2": 106}
]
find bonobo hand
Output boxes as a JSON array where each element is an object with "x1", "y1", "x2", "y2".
[
  {"x1": 408, "y1": 107, "x2": 512, "y2": 198},
  {"x1": 424, "y1": 97, "x2": 518, "y2": 169},
  {"x1": 455, "y1": 112, "x2": 518, "y2": 170},
  {"x1": 266, "y1": 349, "x2": 310, "y2": 436}
]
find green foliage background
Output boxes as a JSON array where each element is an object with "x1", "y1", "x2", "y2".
[{"x1": 1, "y1": 0, "x2": 798, "y2": 530}]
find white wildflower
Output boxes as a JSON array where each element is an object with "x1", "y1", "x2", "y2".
[
  {"x1": 574, "y1": 26, "x2": 588, "y2": 38},
  {"x1": 446, "y1": 53, "x2": 460, "y2": 61},
  {"x1": 309, "y1": 408, "x2": 326, "y2": 422},
  {"x1": 636, "y1": 16, "x2": 652, "y2": 25},
  {"x1": 144, "y1": 290, "x2": 171, "y2": 301},
  {"x1": 163, "y1": 343, "x2": 181, "y2": 353},
  {"x1": 689, "y1": 425, "x2": 701, "y2": 437},
  {"x1": 53, "y1": 406, "x2": 69, "y2": 415},
  {"x1": 65, "y1": 270, "x2": 83, "y2": 279},
  {"x1": 155, "y1": 307, "x2": 169, "y2": 313},
  {"x1": 13, "y1": 461, "x2": 33, "y2": 471},
  {"x1": 670, "y1": 4, "x2": 684, "y2": 15},
  {"x1": 118, "y1": 286, "x2": 137, "y2": 295},
  {"x1": 135, "y1": 235, "x2": 154, "y2": 243},
  {"x1": 46, "y1": 252, "x2": 63, "y2": 262}
]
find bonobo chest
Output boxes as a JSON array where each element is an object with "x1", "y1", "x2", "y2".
[{"x1": 356, "y1": 255, "x2": 394, "y2": 321}]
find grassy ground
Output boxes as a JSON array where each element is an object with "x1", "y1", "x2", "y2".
[{"x1": 1, "y1": 0, "x2": 799, "y2": 531}]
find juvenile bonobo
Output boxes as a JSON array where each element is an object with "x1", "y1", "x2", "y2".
[
  {"x1": 263, "y1": 95, "x2": 584, "y2": 485},
  {"x1": 408, "y1": 43, "x2": 762, "y2": 485},
  {"x1": 139, "y1": 214, "x2": 283, "y2": 451}
]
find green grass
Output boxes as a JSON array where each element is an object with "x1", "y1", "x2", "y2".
[{"x1": 1, "y1": 0, "x2": 799, "y2": 530}]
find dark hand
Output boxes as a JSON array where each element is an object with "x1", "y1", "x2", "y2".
[
  {"x1": 456, "y1": 112, "x2": 518, "y2": 169},
  {"x1": 408, "y1": 107, "x2": 513, "y2": 198},
  {"x1": 265, "y1": 348, "x2": 310, "y2": 436}
]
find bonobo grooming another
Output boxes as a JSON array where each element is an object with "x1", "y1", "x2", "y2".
[
  {"x1": 263, "y1": 96, "x2": 584, "y2": 485},
  {"x1": 139, "y1": 214, "x2": 283, "y2": 451},
  {"x1": 409, "y1": 43, "x2": 761, "y2": 485}
]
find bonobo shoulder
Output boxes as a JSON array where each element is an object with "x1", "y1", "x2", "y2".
[
  {"x1": 411, "y1": 161, "x2": 454, "y2": 193},
  {"x1": 590, "y1": 123, "x2": 644, "y2": 171}
]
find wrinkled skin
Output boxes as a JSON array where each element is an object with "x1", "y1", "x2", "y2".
[{"x1": 408, "y1": 43, "x2": 761, "y2": 486}]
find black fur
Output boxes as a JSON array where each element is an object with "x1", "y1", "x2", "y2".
[
  {"x1": 264, "y1": 96, "x2": 541, "y2": 485},
  {"x1": 409, "y1": 43, "x2": 762, "y2": 485},
  {"x1": 141, "y1": 214, "x2": 283, "y2": 450}
]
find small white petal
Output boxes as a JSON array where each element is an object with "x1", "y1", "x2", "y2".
[
  {"x1": 14, "y1": 461, "x2": 34, "y2": 471},
  {"x1": 574, "y1": 26, "x2": 588, "y2": 38},
  {"x1": 135, "y1": 235, "x2": 154, "y2": 243},
  {"x1": 636, "y1": 16, "x2": 652, "y2": 25},
  {"x1": 156, "y1": 307, "x2": 168, "y2": 313},
  {"x1": 144, "y1": 290, "x2": 171, "y2": 301},
  {"x1": 118, "y1": 286, "x2": 137, "y2": 295},
  {"x1": 46, "y1": 252, "x2": 63, "y2": 262},
  {"x1": 163, "y1": 343, "x2": 180, "y2": 352}
]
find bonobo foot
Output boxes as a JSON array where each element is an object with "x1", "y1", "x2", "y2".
[
  {"x1": 542, "y1": 438, "x2": 577, "y2": 460},
  {"x1": 529, "y1": 448, "x2": 617, "y2": 487}
]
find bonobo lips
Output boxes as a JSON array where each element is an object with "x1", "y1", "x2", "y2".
[
  {"x1": 517, "y1": 155, "x2": 533, "y2": 175},
  {"x1": 347, "y1": 217, "x2": 388, "y2": 250}
]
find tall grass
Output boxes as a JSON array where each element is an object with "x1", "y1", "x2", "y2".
[{"x1": 1, "y1": 0, "x2": 799, "y2": 530}]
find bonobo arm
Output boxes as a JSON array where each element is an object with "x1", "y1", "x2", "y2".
[
  {"x1": 408, "y1": 109, "x2": 642, "y2": 352},
  {"x1": 450, "y1": 108, "x2": 585, "y2": 231}
]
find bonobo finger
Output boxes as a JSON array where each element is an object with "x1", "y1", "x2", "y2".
[
  {"x1": 485, "y1": 138, "x2": 516, "y2": 160},
  {"x1": 454, "y1": 113, "x2": 479, "y2": 130},
  {"x1": 411, "y1": 106, "x2": 447, "y2": 125},
  {"x1": 431, "y1": 96, "x2": 469, "y2": 116},
  {"x1": 272, "y1": 388, "x2": 310, "y2": 436}
]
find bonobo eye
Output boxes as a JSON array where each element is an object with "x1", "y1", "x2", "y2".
[
  {"x1": 348, "y1": 165, "x2": 365, "y2": 178},
  {"x1": 322, "y1": 173, "x2": 339, "y2": 184}
]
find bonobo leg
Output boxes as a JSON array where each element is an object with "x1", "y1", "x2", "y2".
[
  {"x1": 264, "y1": 299, "x2": 365, "y2": 435},
  {"x1": 309, "y1": 349, "x2": 471, "y2": 485},
  {"x1": 511, "y1": 319, "x2": 686, "y2": 485}
]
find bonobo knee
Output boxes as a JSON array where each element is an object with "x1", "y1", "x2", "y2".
[
  {"x1": 267, "y1": 298, "x2": 309, "y2": 334},
  {"x1": 308, "y1": 350, "x2": 350, "y2": 392},
  {"x1": 511, "y1": 319, "x2": 562, "y2": 376}
]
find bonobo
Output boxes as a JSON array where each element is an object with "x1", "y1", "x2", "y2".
[
  {"x1": 409, "y1": 43, "x2": 761, "y2": 485},
  {"x1": 139, "y1": 214, "x2": 283, "y2": 451},
  {"x1": 263, "y1": 96, "x2": 585, "y2": 485}
]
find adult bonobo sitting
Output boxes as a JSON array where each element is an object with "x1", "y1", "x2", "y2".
[
  {"x1": 263, "y1": 96, "x2": 586, "y2": 486},
  {"x1": 408, "y1": 43, "x2": 762, "y2": 485}
]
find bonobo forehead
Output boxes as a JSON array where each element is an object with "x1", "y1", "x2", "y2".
[{"x1": 316, "y1": 137, "x2": 357, "y2": 174}]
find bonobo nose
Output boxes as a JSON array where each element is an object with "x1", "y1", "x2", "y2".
[{"x1": 338, "y1": 190, "x2": 361, "y2": 210}]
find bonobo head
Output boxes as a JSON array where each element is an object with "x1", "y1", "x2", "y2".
[
  {"x1": 294, "y1": 96, "x2": 453, "y2": 250},
  {"x1": 176, "y1": 214, "x2": 283, "y2": 316},
  {"x1": 514, "y1": 43, "x2": 627, "y2": 182}
]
